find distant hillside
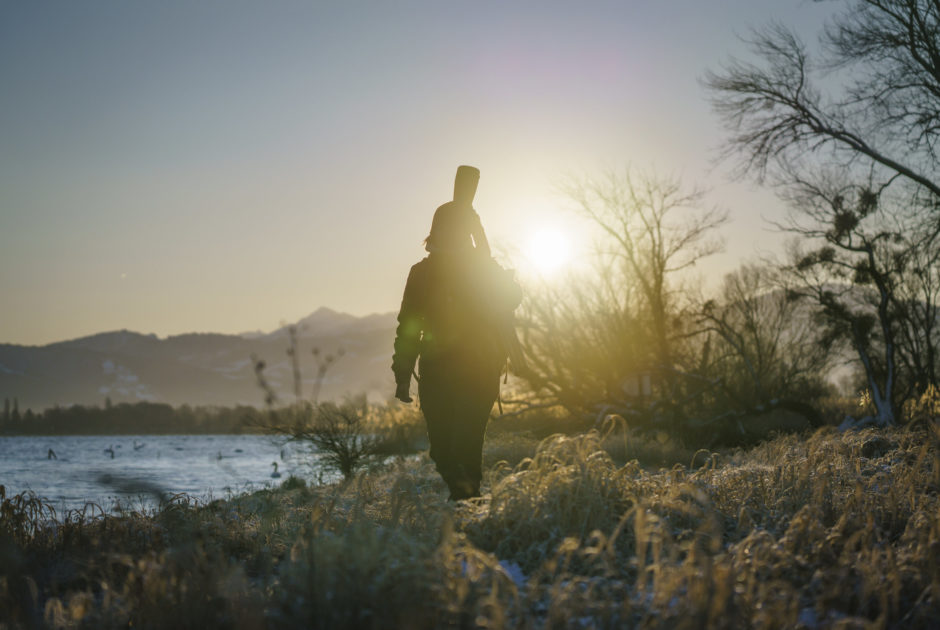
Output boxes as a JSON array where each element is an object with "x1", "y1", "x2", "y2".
[{"x1": 0, "y1": 308, "x2": 399, "y2": 411}]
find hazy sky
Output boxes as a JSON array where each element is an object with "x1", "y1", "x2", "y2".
[{"x1": 1, "y1": 1, "x2": 838, "y2": 345}]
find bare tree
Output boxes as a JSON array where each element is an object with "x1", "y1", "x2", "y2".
[
  {"x1": 518, "y1": 254, "x2": 650, "y2": 415},
  {"x1": 894, "y1": 236, "x2": 940, "y2": 392},
  {"x1": 699, "y1": 263, "x2": 831, "y2": 411},
  {"x1": 704, "y1": 3, "x2": 940, "y2": 203},
  {"x1": 705, "y1": 1, "x2": 940, "y2": 425},
  {"x1": 517, "y1": 169, "x2": 727, "y2": 424},
  {"x1": 565, "y1": 169, "x2": 728, "y2": 376},
  {"x1": 784, "y1": 181, "x2": 917, "y2": 425}
]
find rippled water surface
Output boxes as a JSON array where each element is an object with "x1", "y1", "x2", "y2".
[{"x1": 0, "y1": 435, "x2": 331, "y2": 513}]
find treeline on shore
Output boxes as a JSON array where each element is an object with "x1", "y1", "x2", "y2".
[{"x1": 0, "y1": 400, "x2": 265, "y2": 435}]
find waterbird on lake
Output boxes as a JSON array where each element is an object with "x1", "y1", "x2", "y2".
[
  {"x1": 47, "y1": 448, "x2": 57, "y2": 460},
  {"x1": 271, "y1": 462, "x2": 282, "y2": 478},
  {"x1": 104, "y1": 445, "x2": 115, "y2": 459},
  {"x1": 133, "y1": 440, "x2": 145, "y2": 451}
]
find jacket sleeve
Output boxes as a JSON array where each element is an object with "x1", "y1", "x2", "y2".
[{"x1": 391, "y1": 263, "x2": 424, "y2": 386}]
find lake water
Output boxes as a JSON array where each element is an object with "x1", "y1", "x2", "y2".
[{"x1": 0, "y1": 435, "x2": 337, "y2": 514}]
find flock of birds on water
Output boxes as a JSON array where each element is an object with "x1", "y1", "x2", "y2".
[
  {"x1": 45, "y1": 441, "x2": 287, "y2": 479},
  {"x1": 96, "y1": 440, "x2": 147, "y2": 459}
]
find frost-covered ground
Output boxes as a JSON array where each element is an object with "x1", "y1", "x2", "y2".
[{"x1": 3, "y1": 425, "x2": 938, "y2": 628}]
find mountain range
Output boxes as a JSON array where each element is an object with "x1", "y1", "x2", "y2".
[{"x1": 0, "y1": 308, "x2": 399, "y2": 411}]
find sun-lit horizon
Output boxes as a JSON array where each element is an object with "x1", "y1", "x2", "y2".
[{"x1": 0, "y1": 1, "x2": 840, "y2": 346}]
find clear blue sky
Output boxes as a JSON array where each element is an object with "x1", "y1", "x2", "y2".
[{"x1": 0, "y1": 1, "x2": 837, "y2": 345}]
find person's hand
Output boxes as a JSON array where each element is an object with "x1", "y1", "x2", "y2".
[{"x1": 395, "y1": 382, "x2": 413, "y2": 403}]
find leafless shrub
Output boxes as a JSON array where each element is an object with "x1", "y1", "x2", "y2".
[{"x1": 252, "y1": 327, "x2": 380, "y2": 481}]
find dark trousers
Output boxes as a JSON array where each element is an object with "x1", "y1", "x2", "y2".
[{"x1": 418, "y1": 355, "x2": 499, "y2": 499}]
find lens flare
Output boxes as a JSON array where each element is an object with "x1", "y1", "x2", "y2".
[{"x1": 526, "y1": 228, "x2": 571, "y2": 274}]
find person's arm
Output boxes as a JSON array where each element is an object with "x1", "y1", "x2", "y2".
[{"x1": 391, "y1": 263, "x2": 425, "y2": 402}]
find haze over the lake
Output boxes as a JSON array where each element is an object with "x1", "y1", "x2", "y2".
[{"x1": 1, "y1": 1, "x2": 838, "y2": 346}]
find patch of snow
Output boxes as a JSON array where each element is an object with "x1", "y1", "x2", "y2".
[
  {"x1": 498, "y1": 560, "x2": 527, "y2": 588},
  {"x1": 798, "y1": 607, "x2": 818, "y2": 629},
  {"x1": 838, "y1": 415, "x2": 886, "y2": 431},
  {"x1": 212, "y1": 359, "x2": 252, "y2": 374},
  {"x1": 100, "y1": 362, "x2": 152, "y2": 400}
]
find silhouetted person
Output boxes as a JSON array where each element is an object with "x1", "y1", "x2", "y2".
[{"x1": 393, "y1": 166, "x2": 522, "y2": 500}]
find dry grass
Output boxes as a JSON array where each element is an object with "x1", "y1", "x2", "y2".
[{"x1": 2, "y1": 422, "x2": 939, "y2": 628}]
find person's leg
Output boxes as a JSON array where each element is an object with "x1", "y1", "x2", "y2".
[
  {"x1": 449, "y1": 372, "x2": 500, "y2": 498},
  {"x1": 449, "y1": 410, "x2": 488, "y2": 498},
  {"x1": 418, "y1": 365, "x2": 465, "y2": 497},
  {"x1": 419, "y1": 353, "x2": 501, "y2": 500}
]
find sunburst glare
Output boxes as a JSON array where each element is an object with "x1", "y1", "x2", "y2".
[{"x1": 526, "y1": 227, "x2": 571, "y2": 275}]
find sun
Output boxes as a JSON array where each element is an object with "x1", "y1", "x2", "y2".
[{"x1": 526, "y1": 227, "x2": 571, "y2": 275}]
